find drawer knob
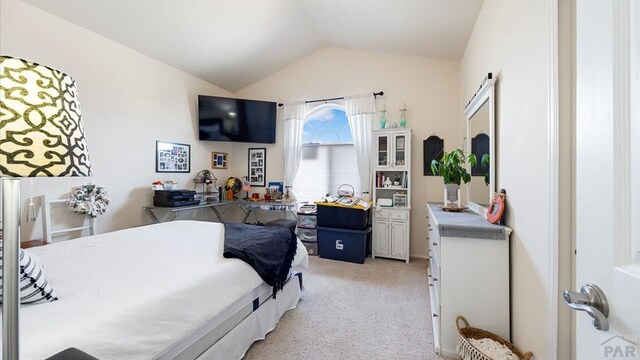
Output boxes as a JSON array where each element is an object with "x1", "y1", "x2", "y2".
[
  {"x1": 433, "y1": 313, "x2": 438, "y2": 318},
  {"x1": 433, "y1": 277, "x2": 438, "y2": 281},
  {"x1": 432, "y1": 242, "x2": 438, "y2": 246}
]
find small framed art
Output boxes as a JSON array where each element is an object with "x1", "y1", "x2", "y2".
[
  {"x1": 211, "y1": 152, "x2": 228, "y2": 169},
  {"x1": 156, "y1": 141, "x2": 190, "y2": 173},
  {"x1": 248, "y1": 148, "x2": 266, "y2": 187}
]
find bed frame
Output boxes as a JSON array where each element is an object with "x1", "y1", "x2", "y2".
[{"x1": 161, "y1": 272, "x2": 303, "y2": 360}]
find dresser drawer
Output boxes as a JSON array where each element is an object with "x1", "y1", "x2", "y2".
[
  {"x1": 301, "y1": 241, "x2": 318, "y2": 256},
  {"x1": 429, "y1": 256, "x2": 440, "y2": 286},
  {"x1": 376, "y1": 209, "x2": 408, "y2": 220},
  {"x1": 375, "y1": 209, "x2": 391, "y2": 219},
  {"x1": 390, "y1": 211, "x2": 408, "y2": 220},
  {"x1": 428, "y1": 261, "x2": 440, "y2": 305},
  {"x1": 297, "y1": 228, "x2": 317, "y2": 242},
  {"x1": 297, "y1": 214, "x2": 317, "y2": 229}
]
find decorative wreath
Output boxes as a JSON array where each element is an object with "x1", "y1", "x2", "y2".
[{"x1": 68, "y1": 183, "x2": 110, "y2": 218}]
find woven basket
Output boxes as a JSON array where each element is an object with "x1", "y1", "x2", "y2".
[{"x1": 456, "y1": 316, "x2": 533, "y2": 360}]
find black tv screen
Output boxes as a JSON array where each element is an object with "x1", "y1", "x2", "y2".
[{"x1": 198, "y1": 95, "x2": 277, "y2": 144}]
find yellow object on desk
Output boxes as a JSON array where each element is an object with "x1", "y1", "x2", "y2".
[{"x1": 315, "y1": 198, "x2": 372, "y2": 210}]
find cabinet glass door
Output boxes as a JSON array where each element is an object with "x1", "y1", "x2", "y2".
[
  {"x1": 394, "y1": 134, "x2": 406, "y2": 167},
  {"x1": 377, "y1": 135, "x2": 389, "y2": 167}
]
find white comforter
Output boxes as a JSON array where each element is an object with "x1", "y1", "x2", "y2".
[{"x1": 1, "y1": 220, "x2": 307, "y2": 360}]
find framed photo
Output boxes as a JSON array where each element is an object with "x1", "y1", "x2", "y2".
[
  {"x1": 211, "y1": 152, "x2": 228, "y2": 169},
  {"x1": 268, "y1": 181, "x2": 283, "y2": 193},
  {"x1": 248, "y1": 148, "x2": 266, "y2": 187},
  {"x1": 156, "y1": 141, "x2": 190, "y2": 173}
]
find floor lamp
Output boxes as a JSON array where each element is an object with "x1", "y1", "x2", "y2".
[{"x1": 1, "y1": 56, "x2": 92, "y2": 360}]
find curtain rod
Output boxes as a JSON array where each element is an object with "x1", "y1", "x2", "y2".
[{"x1": 277, "y1": 91, "x2": 384, "y2": 107}]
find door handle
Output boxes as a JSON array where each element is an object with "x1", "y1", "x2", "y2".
[{"x1": 563, "y1": 284, "x2": 609, "y2": 331}]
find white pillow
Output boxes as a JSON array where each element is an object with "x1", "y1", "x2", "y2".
[{"x1": 0, "y1": 245, "x2": 58, "y2": 304}]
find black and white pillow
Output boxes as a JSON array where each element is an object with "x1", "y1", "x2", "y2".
[{"x1": 0, "y1": 245, "x2": 58, "y2": 304}]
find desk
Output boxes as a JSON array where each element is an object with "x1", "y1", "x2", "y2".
[{"x1": 144, "y1": 200, "x2": 297, "y2": 224}]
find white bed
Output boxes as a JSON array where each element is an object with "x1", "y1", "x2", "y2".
[{"x1": 1, "y1": 220, "x2": 308, "y2": 360}]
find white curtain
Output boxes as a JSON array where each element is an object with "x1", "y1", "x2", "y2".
[
  {"x1": 344, "y1": 94, "x2": 376, "y2": 200},
  {"x1": 282, "y1": 102, "x2": 306, "y2": 190}
]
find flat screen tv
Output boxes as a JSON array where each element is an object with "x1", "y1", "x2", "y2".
[{"x1": 198, "y1": 95, "x2": 277, "y2": 144}]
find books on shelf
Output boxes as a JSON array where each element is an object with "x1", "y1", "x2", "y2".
[{"x1": 376, "y1": 171, "x2": 408, "y2": 189}]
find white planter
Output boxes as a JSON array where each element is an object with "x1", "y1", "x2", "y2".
[{"x1": 444, "y1": 184, "x2": 461, "y2": 207}]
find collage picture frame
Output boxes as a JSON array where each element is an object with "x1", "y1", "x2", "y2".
[
  {"x1": 248, "y1": 148, "x2": 266, "y2": 187},
  {"x1": 156, "y1": 141, "x2": 190, "y2": 173}
]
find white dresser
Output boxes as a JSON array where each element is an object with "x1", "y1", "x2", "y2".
[{"x1": 427, "y1": 203, "x2": 511, "y2": 358}]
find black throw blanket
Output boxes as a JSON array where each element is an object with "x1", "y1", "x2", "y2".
[{"x1": 223, "y1": 223, "x2": 298, "y2": 297}]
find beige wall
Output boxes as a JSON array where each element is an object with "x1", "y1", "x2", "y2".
[
  {"x1": 460, "y1": 0, "x2": 552, "y2": 357},
  {"x1": 0, "y1": 0, "x2": 232, "y2": 239},
  {"x1": 235, "y1": 47, "x2": 461, "y2": 259}
]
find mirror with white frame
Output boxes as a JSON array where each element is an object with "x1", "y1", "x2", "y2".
[{"x1": 465, "y1": 73, "x2": 495, "y2": 215}]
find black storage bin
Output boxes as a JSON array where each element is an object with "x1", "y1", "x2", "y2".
[
  {"x1": 317, "y1": 226, "x2": 371, "y2": 264},
  {"x1": 316, "y1": 204, "x2": 371, "y2": 230}
]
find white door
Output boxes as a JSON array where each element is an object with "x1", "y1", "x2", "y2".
[
  {"x1": 572, "y1": 0, "x2": 640, "y2": 358},
  {"x1": 373, "y1": 220, "x2": 389, "y2": 256},
  {"x1": 390, "y1": 221, "x2": 407, "y2": 258}
]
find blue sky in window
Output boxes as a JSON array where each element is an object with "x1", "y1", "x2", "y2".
[{"x1": 302, "y1": 108, "x2": 353, "y2": 144}]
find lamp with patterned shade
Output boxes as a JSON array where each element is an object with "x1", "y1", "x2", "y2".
[{"x1": 0, "y1": 55, "x2": 92, "y2": 359}]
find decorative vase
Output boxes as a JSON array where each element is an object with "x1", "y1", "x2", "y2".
[
  {"x1": 399, "y1": 103, "x2": 407, "y2": 128},
  {"x1": 379, "y1": 110, "x2": 387, "y2": 129},
  {"x1": 399, "y1": 115, "x2": 407, "y2": 128},
  {"x1": 444, "y1": 184, "x2": 461, "y2": 207}
]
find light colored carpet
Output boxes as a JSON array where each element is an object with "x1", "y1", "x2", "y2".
[{"x1": 244, "y1": 256, "x2": 449, "y2": 360}]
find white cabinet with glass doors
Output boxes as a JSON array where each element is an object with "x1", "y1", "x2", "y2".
[{"x1": 372, "y1": 129, "x2": 411, "y2": 263}]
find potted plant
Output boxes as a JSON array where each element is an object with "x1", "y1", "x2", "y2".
[{"x1": 430, "y1": 148, "x2": 476, "y2": 207}]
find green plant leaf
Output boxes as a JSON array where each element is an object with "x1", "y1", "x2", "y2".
[
  {"x1": 430, "y1": 159, "x2": 440, "y2": 176},
  {"x1": 481, "y1": 153, "x2": 490, "y2": 168},
  {"x1": 468, "y1": 154, "x2": 477, "y2": 168}
]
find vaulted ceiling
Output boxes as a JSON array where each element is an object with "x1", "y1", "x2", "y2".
[{"x1": 24, "y1": 0, "x2": 483, "y2": 92}]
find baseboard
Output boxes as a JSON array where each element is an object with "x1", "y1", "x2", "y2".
[{"x1": 441, "y1": 348, "x2": 460, "y2": 359}]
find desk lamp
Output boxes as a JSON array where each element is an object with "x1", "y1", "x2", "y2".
[
  {"x1": 242, "y1": 177, "x2": 250, "y2": 200},
  {"x1": 1, "y1": 56, "x2": 92, "y2": 359}
]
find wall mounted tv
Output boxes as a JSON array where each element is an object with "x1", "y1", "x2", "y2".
[{"x1": 198, "y1": 95, "x2": 277, "y2": 144}]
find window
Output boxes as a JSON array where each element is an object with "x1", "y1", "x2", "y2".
[{"x1": 293, "y1": 104, "x2": 361, "y2": 203}]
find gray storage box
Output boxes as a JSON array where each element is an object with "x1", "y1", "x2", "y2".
[
  {"x1": 297, "y1": 228, "x2": 317, "y2": 242},
  {"x1": 301, "y1": 241, "x2": 318, "y2": 256},
  {"x1": 297, "y1": 214, "x2": 317, "y2": 229}
]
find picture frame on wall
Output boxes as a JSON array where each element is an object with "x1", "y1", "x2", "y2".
[
  {"x1": 248, "y1": 148, "x2": 266, "y2": 187},
  {"x1": 211, "y1": 152, "x2": 228, "y2": 169},
  {"x1": 156, "y1": 141, "x2": 190, "y2": 173}
]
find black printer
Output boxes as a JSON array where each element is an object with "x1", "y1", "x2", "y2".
[{"x1": 153, "y1": 189, "x2": 200, "y2": 207}]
